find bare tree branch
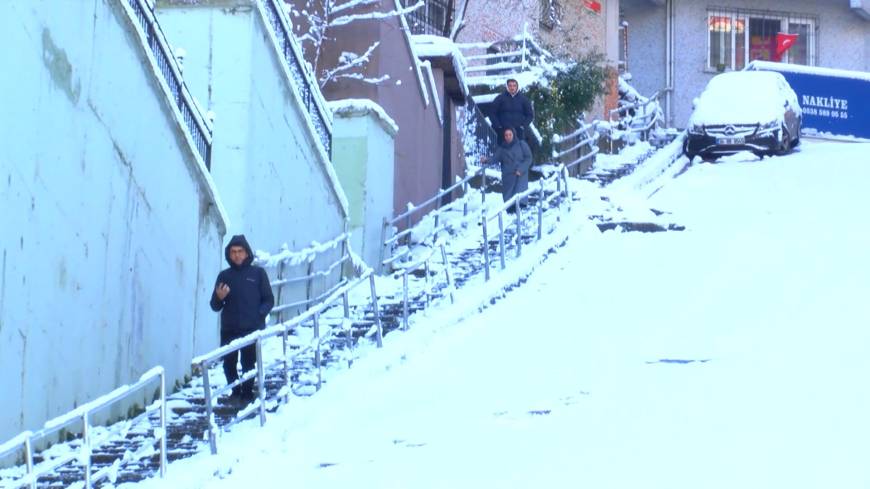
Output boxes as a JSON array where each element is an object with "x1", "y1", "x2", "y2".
[{"x1": 330, "y1": 1, "x2": 423, "y2": 27}]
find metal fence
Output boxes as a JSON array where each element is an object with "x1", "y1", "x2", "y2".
[
  {"x1": 126, "y1": 0, "x2": 212, "y2": 169},
  {"x1": 0, "y1": 368, "x2": 167, "y2": 489},
  {"x1": 460, "y1": 96, "x2": 499, "y2": 168},
  {"x1": 380, "y1": 168, "x2": 490, "y2": 328},
  {"x1": 260, "y1": 0, "x2": 333, "y2": 157},
  {"x1": 552, "y1": 117, "x2": 599, "y2": 176},
  {"x1": 260, "y1": 232, "x2": 352, "y2": 325},
  {"x1": 458, "y1": 29, "x2": 531, "y2": 79},
  {"x1": 403, "y1": 0, "x2": 453, "y2": 37},
  {"x1": 480, "y1": 166, "x2": 570, "y2": 281},
  {"x1": 191, "y1": 269, "x2": 381, "y2": 455},
  {"x1": 608, "y1": 91, "x2": 663, "y2": 152}
]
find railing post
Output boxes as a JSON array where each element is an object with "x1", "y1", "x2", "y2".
[
  {"x1": 305, "y1": 256, "x2": 315, "y2": 311},
  {"x1": 275, "y1": 259, "x2": 285, "y2": 324},
  {"x1": 440, "y1": 243, "x2": 455, "y2": 304},
  {"x1": 564, "y1": 168, "x2": 572, "y2": 211},
  {"x1": 256, "y1": 337, "x2": 267, "y2": 426},
  {"x1": 314, "y1": 312, "x2": 322, "y2": 391},
  {"x1": 378, "y1": 218, "x2": 389, "y2": 274},
  {"x1": 521, "y1": 22, "x2": 528, "y2": 70},
  {"x1": 201, "y1": 362, "x2": 217, "y2": 455},
  {"x1": 516, "y1": 201, "x2": 523, "y2": 257},
  {"x1": 497, "y1": 212, "x2": 506, "y2": 270},
  {"x1": 24, "y1": 436, "x2": 35, "y2": 489},
  {"x1": 402, "y1": 270, "x2": 410, "y2": 331},
  {"x1": 424, "y1": 259, "x2": 431, "y2": 308},
  {"x1": 82, "y1": 412, "x2": 91, "y2": 489},
  {"x1": 368, "y1": 274, "x2": 384, "y2": 348},
  {"x1": 482, "y1": 215, "x2": 491, "y2": 281},
  {"x1": 343, "y1": 290, "x2": 353, "y2": 367},
  {"x1": 340, "y1": 228, "x2": 350, "y2": 282},
  {"x1": 538, "y1": 180, "x2": 544, "y2": 240},
  {"x1": 159, "y1": 369, "x2": 167, "y2": 478},
  {"x1": 463, "y1": 180, "x2": 469, "y2": 217},
  {"x1": 481, "y1": 169, "x2": 487, "y2": 203},
  {"x1": 281, "y1": 329, "x2": 290, "y2": 403}
]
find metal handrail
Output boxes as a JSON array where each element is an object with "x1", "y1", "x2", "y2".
[
  {"x1": 480, "y1": 166, "x2": 570, "y2": 281},
  {"x1": 552, "y1": 118, "x2": 599, "y2": 172},
  {"x1": 461, "y1": 96, "x2": 498, "y2": 171},
  {"x1": 608, "y1": 91, "x2": 663, "y2": 145},
  {"x1": 403, "y1": 0, "x2": 453, "y2": 37},
  {"x1": 260, "y1": 232, "x2": 352, "y2": 324},
  {"x1": 192, "y1": 268, "x2": 382, "y2": 455},
  {"x1": 385, "y1": 167, "x2": 484, "y2": 229},
  {"x1": 379, "y1": 170, "x2": 488, "y2": 327},
  {"x1": 259, "y1": 0, "x2": 333, "y2": 157},
  {"x1": 0, "y1": 368, "x2": 167, "y2": 489},
  {"x1": 126, "y1": 0, "x2": 213, "y2": 169}
]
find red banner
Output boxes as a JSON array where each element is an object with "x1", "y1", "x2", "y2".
[
  {"x1": 774, "y1": 32, "x2": 799, "y2": 61},
  {"x1": 583, "y1": 0, "x2": 602, "y2": 14}
]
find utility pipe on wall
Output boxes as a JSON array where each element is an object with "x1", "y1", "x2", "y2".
[{"x1": 665, "y1": 0, "x2": 675, "y2": 127}]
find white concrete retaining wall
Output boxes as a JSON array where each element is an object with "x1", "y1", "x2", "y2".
[{"x1": 0, "y1": 0, "x2": 226, "y2": 442}]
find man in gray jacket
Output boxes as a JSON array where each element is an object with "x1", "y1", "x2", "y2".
[{"x1": 486, "y1": 127, "x2": 533, "y2": 208}]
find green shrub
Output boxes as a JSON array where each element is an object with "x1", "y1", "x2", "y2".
[{"x1": 526, "y1": 52, "x2": 609, "y2": 162}]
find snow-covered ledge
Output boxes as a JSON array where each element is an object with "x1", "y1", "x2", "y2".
[
  {"x1": 851, "y1": 0, "x2": 870, "y2": 20},
  {"x1": 329, "y1": 98, "x2": 399, "y2": 136},
  {"x1": 328, "y1": 98, "x2": 397, "y2": 268}
]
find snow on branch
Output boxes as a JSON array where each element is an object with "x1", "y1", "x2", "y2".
[
  {"x1": 320, "y1": 42, "x2": 382, "y2": 87},
  {"x1": 330, "y1": 1, "x2": 423, "y2": 27},
  {"x1": 331, "y1": 0, "x2": 381, "y2": 15},
  {"x1": 333, "y1": 72, "x2": 391, "y2": 84}
]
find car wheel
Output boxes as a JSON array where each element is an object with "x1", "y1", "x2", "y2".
[
  {"x1": 776, "y1": 125, "x2": 791, "y2": 155},
  {"x1": 792, "y1": 119, "x2": 801, "y2": 148}
]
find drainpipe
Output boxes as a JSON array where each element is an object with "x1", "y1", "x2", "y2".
[{"x1": 665, "y1": 0, "x2": 674, "y2": 127}]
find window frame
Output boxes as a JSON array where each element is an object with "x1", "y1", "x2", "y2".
[{"x1": 706, "y1": 7, "x2": 817, "y2": 72}]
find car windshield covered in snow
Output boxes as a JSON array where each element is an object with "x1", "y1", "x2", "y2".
[{"x1": 684, "y1": 71, "x2": 802, "y2": 161}]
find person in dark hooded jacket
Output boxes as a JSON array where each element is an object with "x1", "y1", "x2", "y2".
[
  {"x1": 485, "y1": 127, "x2": 533, "y2": 207},
  {"x1": 210, "y1": 234, "x2": 274, "y2": 402},
  {"x1": 490, "y1": 78, "x2": 534, "y2": 143}
]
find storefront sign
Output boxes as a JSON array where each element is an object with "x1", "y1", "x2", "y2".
[{"x1": 748, "y1": 60, "x2": 870, "y2": 139}]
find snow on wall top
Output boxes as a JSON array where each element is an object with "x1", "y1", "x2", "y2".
[
  {"x1": 412, "y1": 35, "x2": 470, "y2": 97},
  {"x1": 329, "y1": 98, "x2": 400, "y2": 135},
  {"x1": 747, "y1": 60, "x2": 870, "y2": 82}
]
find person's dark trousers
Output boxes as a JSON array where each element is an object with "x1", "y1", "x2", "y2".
[{"x1": 220, "y1": 329, "x2": 257, "y2": 398}]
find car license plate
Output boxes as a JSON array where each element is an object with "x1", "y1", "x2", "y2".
[{"x1": 717, "y1": 136, "x2": 744, "y2": 145}]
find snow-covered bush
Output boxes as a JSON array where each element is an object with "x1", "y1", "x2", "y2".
[{"x1": 525, "y1": 52, "x2": 609, "y2": 162}]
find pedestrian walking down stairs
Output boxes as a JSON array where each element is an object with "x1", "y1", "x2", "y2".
[{"x1": 0, "y1": 142, "x2": 676, "y2": 489}]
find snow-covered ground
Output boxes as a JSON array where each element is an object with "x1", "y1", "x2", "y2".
[{"x1": 131, "y1": 139, "x2": 870, "y2": 489}]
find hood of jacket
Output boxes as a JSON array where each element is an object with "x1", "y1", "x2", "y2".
[
  {"x1": 500, "y1": 136, "x2": 518, "y2": 149},
  {"x1": 225, "y1": 234, "x2": 255, "y2": 269}
]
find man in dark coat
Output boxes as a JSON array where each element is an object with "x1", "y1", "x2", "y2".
[
  {"x1": 487, "y1": 127, "x2": 533, "y2": 206},
  {"x1": 210, "y1": 234, "x2": 274, "y2": 402},
  {"x1": 491, "y1": 78, "x2": 534, "y2": 143}
]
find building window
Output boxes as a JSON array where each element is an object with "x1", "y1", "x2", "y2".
[
  {"x1": 539, "y1": 0, "x2": 562, "y2": 31},
  {"x1": 707, "y1": 7, "x2": 817, "y2": 71},
  {"x1": 403, "y1": 0, "x2": 454, "y2": 37}
]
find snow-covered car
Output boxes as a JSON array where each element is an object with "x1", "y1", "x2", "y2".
[{"x1": 684, "y1": 71, "x2": 801, "y2": 161}]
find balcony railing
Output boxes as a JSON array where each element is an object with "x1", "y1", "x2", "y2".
[
  {"x1": 403, "y1": 0, "x2": 453, "y2": 37},
  {"x1": 127, "y1": 0, "x2": 213, "y2": 169},
  {"x1": 260, "y1": 0, "x2": 333, "y2": 157}
]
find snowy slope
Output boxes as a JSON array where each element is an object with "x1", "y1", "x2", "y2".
[{"x1": 129, "y1": 140, "x2": 870, "y2": 489}]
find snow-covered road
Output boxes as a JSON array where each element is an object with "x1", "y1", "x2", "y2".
[{"x1": 132, "y1": 139, "x2": 870, "y2": 489}]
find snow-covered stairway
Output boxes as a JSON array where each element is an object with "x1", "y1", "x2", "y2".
[{"x1": 0, "y1": 143, "x2": 674, "y2": 489}]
